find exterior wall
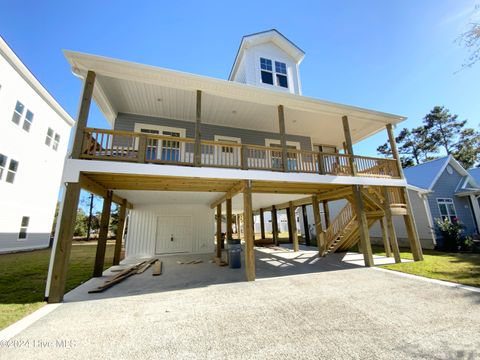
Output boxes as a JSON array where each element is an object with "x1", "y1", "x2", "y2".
[
  {"x1": 125, "y1": 204, "x2": 214, "y2": 260},
  {"x1": 115, "y1": 112, "x2": 312, "y2": 150},
  {"x1": 0, "y1": 50, "x2": 71, "y2": 253}
]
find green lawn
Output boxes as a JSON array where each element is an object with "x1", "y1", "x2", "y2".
[
  {"x1": 372, "y1": 247, "x2": 480, "y2": 287},
  {"x1": 0, "y1": 242, "x2": 114, "y2": 330}
]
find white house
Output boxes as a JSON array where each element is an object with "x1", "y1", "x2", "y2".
[
  {"x1": 46, "y1": 29, "x2": 424, "y2": 303},
  {"x1": 0, "y1": 36, "x2": 74, "y2": 253}
]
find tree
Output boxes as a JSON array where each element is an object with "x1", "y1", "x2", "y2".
[
  {"x1": 110, "y1": 204, "x2": 120, "y2": 236},
  {"x1": 458, "y1": 17, "x2": 480, "y2": 68},
  {"x1": 453, "y1": 128, "x2": 480, "y2": 169},
  {"x1": 74, "y1": 209, "x2": 88, "y2": 237},
  {"x1": 423, "y1": 106, "x2": 466, "y2": 155}
]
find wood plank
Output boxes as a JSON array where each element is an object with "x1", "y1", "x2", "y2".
[
  {"x1": 93, "y1": 191, "x2": 113, "y2": 277},
  {"x1": 79, "y1": 173, "x2": 132, "y2": 209},
  {"x1": 386, "y1": 124, "x2": 403, "y2": 180},
  {"x1": 136, "y1": 258, "x2": 158, "y2": 274},
  {"x1": 312, "y1": 195, "x2": 325, "y2": 256},
  {"x1": 403, "y1": 186, "x2": 424, "y2": 261},
  {"x1": 380, "y1": 216, "x2": 392, "y2": 258},
  {"x1": 382, "y1": 186, "x2": 401, "y2": 263},
  {"x1": 271, "y1": 206, "x2": 279, "y2": 246},
  {"x1": 152, "y1": 260, "x2": 162, "y2": 276},
  {"x1": 323, "y1": 200, "x2": 330, "y2": 228},
  {"x1": 71, "y1": 71, "x2": 95, "y2": 159},
  {"x1": 243, "y1": 180, "x2": 255, "y2": 281},
  {"x1": 352, "y1": 185, "x2": 374, "y2": 267},
  {"x1": 113, "y1": 200, "x2": 127, "y2": 265},
  {"x1": 226, "y1": 197, "x2": 233, "y2": 241},
  {"x1": 342, "y1": 116, "x2": 356, "y2": 176},
  {"x1": 210, "y1": 182, "x2": 244, "y2": 208},
  {"x1": 259, "y1": 208, "x2": 265, "y2": 239},
  {"x1": 301, "y1": 204, "x2": 310, "y2": 246}
]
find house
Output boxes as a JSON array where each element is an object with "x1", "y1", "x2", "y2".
[
  {"x1": 369, "y1": 156, "x2": 480, "y2": 249},
  {"x1": 46, "y1": 29, "x2": 424, "y2": 303},
  {"x1": 0, "y1": 36, "x2": 74, "y2": 253}
]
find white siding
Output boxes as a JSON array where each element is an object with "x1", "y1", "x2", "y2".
[{"x1": 125, "y1": 204, "x2": 214, "y2": 260}]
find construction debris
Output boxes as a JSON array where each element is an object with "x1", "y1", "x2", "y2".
[
  {"x1": 213, "y1": 257, "x2": 228, "y2": 267},
  {"x1": 152, "y1": 260, "x2": 162, "y2": 276},
  {"x1": 176, "y1": 259, "x2": 203, "y2": 265},
  {"x1": 136, "y1": 258, "x2": 158, "y2": 274}
]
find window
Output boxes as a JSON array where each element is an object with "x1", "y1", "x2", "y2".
[
  {"x1": 12, "y1": 101, "x2": 24, "y2": 125},
  {"x1": 314, "y1": 145, "x2": 337, "y2": 153},
  {"x1": 6, "y1": 159, "x2": 18, "y2": 183},
  {"x1": 0, "y1": 153, "x2": 6, "y2": 180},
  {"x1": 18, "y1": 216, "x2": 30, "y2": 240},
  {"x1": 53, "y1": 134, "x2": 61, "y2": 151},
  {"x1": 437, "y1": 198, "x2": 457, "y2": 222},
  {"x1": 275, "y1": 61, "x2": 288, "y2": 88},
  {"x1": 23, "y1": 110, "x2": 34, "y2": 132},
  {"x1": 45, "y1": 128, "x2": 54, "y2": 146},
  {"x1": 260, "y1": 58, "x2": 289, "y2": 88},
  {"x1": 260, "y1": 57, "x2": 273, "y2": 85}
]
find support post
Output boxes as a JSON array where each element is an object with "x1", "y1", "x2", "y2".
[
  {"x1": 216, "y1": 203, "x2": 222, "y2": 258},
  {"x1": 286, "y1": 207, "x2": 293, "y2": 243},
  {"x1": 352, "y1": 185, "x2": 374, "y2": 267},
  {"x1": 289, "y1": 202, "x2": 299, "y2": 252},
  {"x1": 71, "y1": 71, "x2": 96, "y2": 159},
  {"x1": 47, "y1": 182, "x2": 81, "y2": 303},
  {"x1": 137, "y1": 134, "x2": 147, "y2": 163},
  {"x1": 236, "y1": 214, "x2": 241, "y2": 239},
  {"x1": 323, "y1": 200, "x2": 330, "y2": 228},
  {"x1": 301, "y1": 204, "x2": 311, "y2": 246},
  {"x1": 342, "y1": 115, "x2": 357, "y2": 176},
  {"x1": 93, "y1": 191, "x2": 113, "y2": 277},
  {"x1": 243, "y1": 181, "x2": 255, "y2": 281},
  {"x1": 271, "y1": 206, "x2": 279, "y2": 246},
  {"x1": 380, "y1": 217, "x2": 392, "y2": 258},
  {"x1": 278, "y1": 105, "x2": 288, "y2": 172},
  {"x1": 226, "y1": 198, "x2": 233, "y2": 243},
  {"x1": 386, "y1": 124, "x2": 403, "y2": 179},
  {"x1": 312, "y1": 195, "x2": 325, "y2": 256},
  {"x1": 194, "y1": 90, "x2": 202, "y2": 166},
  {"x1": 259, "y1": 208, "x2": 265, "y2": 239},
  {"x1": 382, "y1": 187, "x2": 401, "y2": 263},
  {"x1": 113, "y1": 201, "x2": 127, "y2": 265}
]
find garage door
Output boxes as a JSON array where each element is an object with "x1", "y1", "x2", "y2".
[{"x1": 155, "y1": 216, "x2": 192, "y2": 254}]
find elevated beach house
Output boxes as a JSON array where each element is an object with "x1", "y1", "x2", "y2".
[{"x1": 46, "y1": 30, "x2": 423, "y2": 303}]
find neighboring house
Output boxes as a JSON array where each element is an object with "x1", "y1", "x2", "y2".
[
  {"x1": 46, "y1": 29, "x2": 424, "y2": 303},
  {"x1": 0, "y1": 36, "x2": 74, "y2": 253}
]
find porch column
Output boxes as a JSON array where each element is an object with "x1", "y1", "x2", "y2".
[
  {"x1": 194, "y1": 90, "x2": 202, "y2": 166},
  {"x1": 278, "y1": 105, "x2": 288, "y2": 172},
  {"x1": 259, "y1": 208, "x2": 265, "y2": 239},
  {"x1": 226, "y1": 197, "x2": 233, "y2": 242},
  {"x1": 243, "y1": 181, "x2": 255, "y2": 281},
  {"x1": 342, "y1": 115, "x2": 357, "y2": 176},
  {"x1": 286, "y1": 207, "x2": 293, "y2": 243},
  {"x1": 289, "y1": 202, "x2": 299, "y2": 252},
  {"x1": 113, "y1": 200, "x2": 127, "y2": 266},
  {"x1": 382, "y1": 187, "x2": 401, "y2": 263},
  {"x1": 386, "y1": 124, "x2": 423, "y2": 261},
  {"x1": 47, "y1": 182, "x2": 81, "y2": 303},
  {"x1": 380, "y1": 217, "x2": 392, "y2": 258},
  {"x1": 271, "y1": 206, "x2": 279, "y2": 246},
  {"x1": 352, "y1": 185, "x2": 374, "y2": 267},
  {"x1": 312, "y1": 195, "x2": 325, "y2": 256},
  {"x1": 301, "y1": 204, "x2": 311, "y2": 246},
  {"x1": 323, "y1": 200, "x2": 330, "y2": 228},
  {"x1": 93, "y1": 191, "x2": 113, "y2": 277},
  {"x1": 216, "y1": 203, "x2": 222, "y2": 258}
]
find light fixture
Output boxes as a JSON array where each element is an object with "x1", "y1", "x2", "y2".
[
  {"x1": 157, "y1": 98, "x2": 163, "y2": 102},
  {"x1": 232, "y1": 110, "x2": 237, "y2": 114}
]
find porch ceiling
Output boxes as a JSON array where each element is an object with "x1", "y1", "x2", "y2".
[{"x1": 65, "y1": 50, "x2": 406, "y2": 149}]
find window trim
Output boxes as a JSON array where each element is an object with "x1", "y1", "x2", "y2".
[
  {"x1": 313, "y1": 143, "x2": 338, "y2": 154},
  {"x1": 18, "y1": 216, "x2": 30, "y2": 240},
  {"x1": 12, "y1": 100, "x2": 25, "y2": 125},
  {"x1": 436, "y1": 198, "x2": 458, "y2": 222},
  {"x1": 6, "y1": 159, "x2": 18, "y2": 184},
  {"x1": 259, "y1": 57, "x2": 289, "y2": 89},
  {"x1": 0, "y1": 153, "x2": 6, "y2": 181}
]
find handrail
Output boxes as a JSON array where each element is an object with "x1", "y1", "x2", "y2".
[{"x1": 324, "y1": 202, "x2": 355, "y2": 248}]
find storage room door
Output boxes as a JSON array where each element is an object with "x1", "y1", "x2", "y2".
[{"x1": 155, "y1": 216, "x2": 192, "y2": 254}]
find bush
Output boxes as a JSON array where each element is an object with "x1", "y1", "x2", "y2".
[{"x1": 435, "y1": 218, "x2": 465, "y2": 251}]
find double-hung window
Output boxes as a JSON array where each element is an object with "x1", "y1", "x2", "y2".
[
  {"x1": 23, "y1": 110, "x2": 34, "y2": 132},
  {"x1": 275, "y1": 61, "x2": 288, "y2": 88},
  {"x1": 0, "y1": 154, "x2": 6, "y2": 180},
  {"x1": 6, "y1": 159, "x2": 19, "y2": 184},
  {"x1": 260, "y1": 57, "x2": 273, "y2": 85},
  {"x1": 53, "y1": 134, "x2": 61, "y2": 151},
  {"x1": 12, "y1": 101, "x2": 24, "y2": 125},
  {"x1": 18, "y1": 216, "x2": 30, "y2": 240},
  {"x1": 437, "y1": 198, "x2": 457, "y2": 222},
  {"x1": 260, "y1": 58, "x2": 289, "y2": 88},
  {"x1": 45, "y1": 128, "x2": 54, "y2": 146}
]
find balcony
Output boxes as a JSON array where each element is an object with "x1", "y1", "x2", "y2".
[{"x1": 80, "y1": 128, "x2": 401, "y2": 179}]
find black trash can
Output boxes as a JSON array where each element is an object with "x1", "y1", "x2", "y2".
[{"x1": 228, "y1": 246, "x2": 242, "y2": 269}]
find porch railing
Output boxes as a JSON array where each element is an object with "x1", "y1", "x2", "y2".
[{"x1": 81, "y1": 128, "x2": 401, "y2": 179}]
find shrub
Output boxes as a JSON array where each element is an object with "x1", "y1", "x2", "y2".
[{"x1": 435, "y1": 218, "x2": 464, "y2": 251}]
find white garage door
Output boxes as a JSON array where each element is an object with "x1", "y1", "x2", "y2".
[{"x1": 155, "y1": 216, "x2": 192, "y2": 254}]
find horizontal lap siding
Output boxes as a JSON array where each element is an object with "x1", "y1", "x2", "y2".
[{"x1": 114, "y1": 113, "x2": 312, "y2": 150}]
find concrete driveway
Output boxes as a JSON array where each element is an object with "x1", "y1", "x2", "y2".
[{"x1": 1, "y1": 246, "x2": 479, "y2": 359}]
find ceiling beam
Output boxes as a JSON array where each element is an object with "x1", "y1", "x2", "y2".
[
  {"x1": 79, "y1": 173, "x2": 133, "y2": 209},
  {"x1": 210, "y1": 182, "x2": 245, "y2": 209}
]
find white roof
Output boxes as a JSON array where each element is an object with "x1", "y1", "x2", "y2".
[{"x1": 0, "y1": 36, "x2": 74, "y2": 127}]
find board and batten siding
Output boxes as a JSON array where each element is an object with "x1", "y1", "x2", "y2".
[
  {"x1": 125, "y1": 204, "x2": 214, "y2": 260},
  {"x1": 114, "y1": 113, "x2": 312, "y2": 150}
]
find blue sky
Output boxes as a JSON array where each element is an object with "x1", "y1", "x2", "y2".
[{"x1": 1, "y1": 0, "x2": 479, "y2": 157}]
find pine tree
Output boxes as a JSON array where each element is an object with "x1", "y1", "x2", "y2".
[
  {"x1": 423, "y1": 106, "x2": 466, "y2": 155},
  {"x1": 453, "y1": 128, "x2": 480, "y2": 169}
]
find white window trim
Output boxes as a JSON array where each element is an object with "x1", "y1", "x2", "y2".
[
  {"x1": 258, "y1": 57, "x2": 290, "y2": 90},
  {"x1": 214, "y1": 135, "x2": 241, "y2": 143},
  {"x1": 313, "y1": 143, "x2": 337, "y2": 153},
  {"x1": 133, "y1": 123, "x2": 186, "y2": 138},
  {"x1": 265, "y1": 139, "x2": 300, "y2": 149},
  {"x1": 436, "y1": 198, "x2": 457, "y2": 220},
  {"x1": 18, "y1": 216, "x2": 30, "y2": 241}
]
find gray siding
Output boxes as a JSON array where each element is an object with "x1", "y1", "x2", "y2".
[
  {"x1": 428, "y1": 168, "x2": 477, "y2": 236},
  {"x1": 115, "y1": 113, "x2": 312, "y2": 150}
]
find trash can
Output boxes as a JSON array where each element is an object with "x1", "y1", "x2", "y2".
[{"x1": 227, "y1": 239, "x2": 242, "y2": 269}]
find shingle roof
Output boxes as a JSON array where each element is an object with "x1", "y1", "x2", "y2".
[{"x1": 403, "y1": 156, "x2": 450, "y2": 189}]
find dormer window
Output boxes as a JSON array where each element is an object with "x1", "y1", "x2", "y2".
[{"x1": 260, "y1": 58, "x2": 288, "y2": 88}]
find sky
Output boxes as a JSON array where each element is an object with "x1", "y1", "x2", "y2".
[{"x1": 1, "y1": 0, "x2": 479, "y2": 158}]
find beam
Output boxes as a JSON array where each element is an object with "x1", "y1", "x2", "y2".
[
  {"x1": 312, "y1": 195, "x2": 325, "y2": 256},
  {"x1": 259, "y1": 208, "x2": 265, "y2": 239},
  {"x1": 194, "y1": 90, "x2": 202, "y2": 166},
  {"x1": 113, "y1": 200, "x2": 127, "y2": 266},
  {"x1": 278, "y1": 105, "x2": 288, "y2": 172},
  {"x1": 286, "y1": 207, "x2": 293, "y2": 243},
  {"x1": 243, "y1": 180, "x2": 255, "y2": 281},
  {"x1": 79, "y1": 173, "x2": 132, "y2": 209},
  {"x1": 301, "y1": 204, "x2": 311, "y2": 246},
  {"x1": 210, "y1": 181, "x2": 244, "y2": 209},
  {"x1": 352, "y1": 185, "x2": 374, "y2": 267},
  {"x1": 380, "y1": 216, "x2": 392, "y2": 258},
  {"x1": 226, "y1": 198, "x2": 233, "y2": 242},
  {"x1": 71, "y1": 71, "x2": 96, "y2": 159},
  {"x1": 382, "y1": 187, "x2": 401, "y2": 263},
  {"x1": 323, "y1": 200, "x2": 331, "y2": 228},
  {"x1": 271, "y1": 206, "x2": 279, "y2": 246},
  {"x1": 93, "y1": 191, "x2": 113, "y2": 277},
  {"x1": 216, "y1": 203, "x2": 222, "y2": 258},
  {"x1": 289, "y1": 202, "x2": 299, "y2": 252},
  {"x1": 342, "y1": 115, "x2": 357, "y2": 176},
  {"x1": 47, "y1": 182, "x2": 81, "y2": 303}
]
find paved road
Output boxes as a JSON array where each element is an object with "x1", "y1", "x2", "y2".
[{"x1": 1, "y1": 250, "x2": 479, "y2": 359}]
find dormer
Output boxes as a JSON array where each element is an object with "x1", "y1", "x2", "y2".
[{"x1": 228, "y1": 29, "x2": 305, "y2": 95}]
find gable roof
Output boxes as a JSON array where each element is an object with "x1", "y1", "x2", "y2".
[
  {"x1": 229, "y1": 29, "x2": 305, "y2": 81},
  {"x1": 469, "y1": 168, "x2": 480, "y2": 184},
  {"x1": 404, "y1": 155, "x2": 478, "y2": 190}
]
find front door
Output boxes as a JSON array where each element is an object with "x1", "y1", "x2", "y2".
[{"x1": 155, "y1": 216, "x2": 192, "y2": 254}]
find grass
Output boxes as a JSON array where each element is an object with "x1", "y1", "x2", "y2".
[
  {"x1": 0, "y1": 241, "x2": 115, "y2": 330},
  {"x1": 372, "y1": 247, "x2": 480, "y2": 287}
]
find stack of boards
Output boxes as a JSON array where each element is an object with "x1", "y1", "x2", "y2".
[{"x1": 89, "y1": 258, "x2": 162, "y2": 293}]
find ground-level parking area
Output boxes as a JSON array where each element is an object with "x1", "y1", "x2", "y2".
[{"x1": 3, "y1": 246, "x2": 479, "y2": 359}]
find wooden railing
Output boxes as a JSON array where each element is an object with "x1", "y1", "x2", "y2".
[
  {"x1": 325, "y1": 202, "x2": 355, "y2": 248},
  {"x1": 80, "y1": 128, "x2": 401, "y2": 179}
]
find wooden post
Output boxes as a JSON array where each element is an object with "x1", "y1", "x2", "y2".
[
  {"x1": 386, "y1": 124, "x2": 403, "y2": 179},
  {"x1": 243, "y1": 181, "x2": 255, "y2": 281},
  {"x1": 312, "y1": 195, "x2": 325, "y2": 255},
  {"x1": 382, "y1": 187, "x2": 401, "y2": 263},
  {"x1": 318, "y1": 153, "x2": 325, "y2": 175},
  {"x1": 289, "y1": 202, "x2": 299, "y2": 252},
  {"x1": 71, "y1": 71, "x2": 95, "y2": 159},
  {"x1": 352, "y1": 185, "x2": 374, "y2": 267},
  {"x1": 194, "y1": 90, "x2": 202, "y2": 166},
  {"x1": 226, "y1": 198, "x2": 233, "y2": 243},
  {"x1": 259, "y1": 208, "x2": 265, "y2": 239},
  {"x1": 342, "y1": 115, "x2": 357, "y2": 176},
  {"x1": 286, "y1": 207, "x2": 293, "y2": 243},
  {"x1": 236, "y1": 214, "x2": 241, "y2": 239},
  {"x1": 323, "y1": 200, "x2": 330, "y2": 228},
  {"x1": 301, "y1": 204, "x2": 311, "y2": 246},
  {"x1": 271, "y1": 206, "x2": 279, "y2": 245},
  {"x1": 241, "y1": 145, "x2": 248, "y2": 170},
  {"x1": 403, "y1": 189, "x2": 424, "y2": 261},
  {"x1": 278, "y1": 105, "x2": 288, "y2": 172},
  {"x1": 113, "y1": 201, "x2": 127, "y2": 265},
  {"x1": 93, "y1": 191, "x2": 113, "y2": 277},
  {"x1": 47, "y1": 182, "x2": 81, "y2": 303},
  {"x1": 137, "y1": 134, "x2": 147, "y2": 163},
  {"x1": 216, "y1": 203, "x2": 222, "y2": 258},
  {"x1": 380, "y1": 217, "x2": 392, "y2": 258}
]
